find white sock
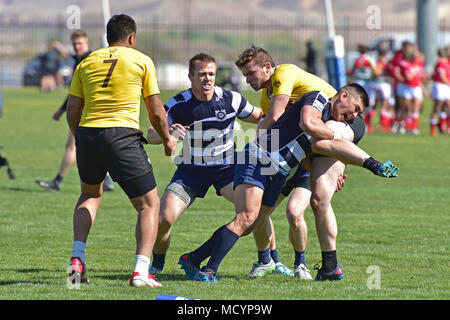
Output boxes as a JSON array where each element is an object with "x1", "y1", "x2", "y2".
[
  {"x1": 72, "y1": 241, "x2": 86, "y2": 263},
  {"x1": 134, "y1": 255, "x2": 150, "y2": 279}
]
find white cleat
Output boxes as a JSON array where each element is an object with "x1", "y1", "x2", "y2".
[
  {"x1": 130, "y1": 272, "x2": 162, "y2": 287},
  {"x1": 294, "y1": 264, "x2": 313, "y2": 280}
]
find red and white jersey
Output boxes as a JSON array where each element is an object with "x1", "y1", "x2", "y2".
[
  {"x1": 352, "y1": 54, "x2": 375, "y2": 81},
  {"x1": 433, "y1": 58, "x2": 450, "y2": 84},
  {"x1": 374, "y1": 58, "x2": 390, "y2": 83},
  {"x1": 400, "y1": 59, "x2": 423, "y2": 87}
]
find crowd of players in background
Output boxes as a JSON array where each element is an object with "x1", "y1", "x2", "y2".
[
  {"x1": 30, "y1": 38, "x2": 450, "y2": 138},
  {"x1": 350, "y1": 41, "x2": 450, "y2": 136}
]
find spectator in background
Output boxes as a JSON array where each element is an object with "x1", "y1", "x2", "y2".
[
  {"x1": 429, "y1": 46, "x2": 450, "y2": 136},
  {"x1": 305, "y1": 41, "x2": 317, "y2": 75},
  {"x1": 40, "y1": 40, "x2": 69, "y2": 92}
]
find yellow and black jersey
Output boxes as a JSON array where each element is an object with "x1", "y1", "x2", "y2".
[
  {"x1": 69, "y1": 46, "x2": 160, "y2": 129},
  {"x1": 260, "y1": 64, "x2": 337, "y2": 114}
]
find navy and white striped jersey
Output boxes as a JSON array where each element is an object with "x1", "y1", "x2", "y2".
[
  {"x1": 252, "y1": 90, "x2": 331, "y2": 176},
  {"x1": 165, "y1": 86, "x2": 254, "y2": 166}
]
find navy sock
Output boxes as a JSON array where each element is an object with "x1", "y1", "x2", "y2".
[
  {"x1": 258, "y1": 248, "x2": 271, "y2": 264},
  {"x1": 270, "y1": 249, "x2": 279, "y2": 264},
  {"x1": 189, "y1": 225, "x2": 226, "y2": 266},
  {"x1": 205, "y1": 226, "x2": 240, "y2": 274},
  {"x1": 321, "y1": 250, "x2": 337, "y2": 272},
  {"x1": 151, "y1": 252, "x2": 166, "y2": 270},
  {"x1": 294, "y1": 250, "x2": 306, "y2": 266}
]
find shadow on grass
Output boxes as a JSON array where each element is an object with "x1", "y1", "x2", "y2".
[{"x1": 0, "y1": 186, "x2": 48, "y2": 193}]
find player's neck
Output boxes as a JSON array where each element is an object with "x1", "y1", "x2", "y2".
[
  {"x1": 109, "y1": 42, "x2": 133, "y2": 48},
  {"x1": 191, "y1": 88, "x2": 214, "y2": 102}
]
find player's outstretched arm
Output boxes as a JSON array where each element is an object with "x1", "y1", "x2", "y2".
[
  {"x1": 147, "y1": 123, "x2": 188, "y2": 144},
  {"x1": 310, "y1": 138, "x2": 398, "y2": 178}
]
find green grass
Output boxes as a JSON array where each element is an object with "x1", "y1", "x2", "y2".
[{"x1": 0, "y1": 87, "x2": 449, "y2": 300}]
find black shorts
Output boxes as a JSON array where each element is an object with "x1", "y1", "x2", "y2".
[{"x1": 75, "y1": 127, "x2": 156, "y2": 198}]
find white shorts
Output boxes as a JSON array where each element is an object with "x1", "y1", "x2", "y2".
[
  {"x1": 397, "y1": 82, "x2": 423, "y2": 100},
  {"x1": 431, "y1": 82, "x2": 450, "y2": 101},
  {"x1": 372, "y1": 82, "x2": 392, "y2": 100}
]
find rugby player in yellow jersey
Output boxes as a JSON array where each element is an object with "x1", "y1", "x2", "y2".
[
  {"x1": 235, "y1": 46, "x2": 366, "y2": 280},
  {"x1": 66, "y1": 14, "x2": 177, "y2": 288}
]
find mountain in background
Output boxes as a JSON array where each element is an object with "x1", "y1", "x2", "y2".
[{"x1": 1, "y1": 0, "x2": 449, "y2": 22}]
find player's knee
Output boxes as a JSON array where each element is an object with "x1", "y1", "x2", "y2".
[
  {"x1": 234, "y1": 211, "x2": 258, "y2": 236},
  {"x1": 286, "y1": 203, "x2": 305, "y2": 226},
  {"x1": 310, "y1": 195, "x2": 327, "y2": 215}
]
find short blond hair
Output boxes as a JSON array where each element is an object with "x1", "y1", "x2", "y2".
[{"x1": 70, "y1": 29, "x2": 88, "y2": 41}]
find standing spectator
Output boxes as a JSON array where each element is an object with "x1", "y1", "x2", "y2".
[
  {"x1": 305, "y1": 41, "x2": 317, "y2": 75},
  {"x1": 40, "y1": 40, "x2": 69, "y2": 92}
]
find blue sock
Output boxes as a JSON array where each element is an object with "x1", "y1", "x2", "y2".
[
  {"x1": 270, "y1": 249, "x2": 279, "y2": 264},
  {"x1": 294, "y1": 250, "x2": 306, "y2": 266},
  {"x1": 151, "y1": 252, "x2": 166, "y2": 270},
  {"x1": 258, "y1": 249, "x2": 271, "y2": 264},
  {"x1": 205, "y1": 226, "x2": 240, "y2": 274},
  {"x1": 190, "y1": 225, "x2": 226, "y2": 266}
]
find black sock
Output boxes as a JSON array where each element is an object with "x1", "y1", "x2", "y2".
[
  {"x1": 54, "y1": 174, "x2": 63, "y2": 184},
  {"x1": 204, "y1": 226, "x2": 240, "y2": 274},
  {"x1": 321, "y1": 250, "x2": 337, "y2": 272},
  {"x1": 363, "y1": 157, "x2": 381, "y2": 175}
]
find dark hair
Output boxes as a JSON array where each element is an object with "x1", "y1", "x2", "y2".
[
  {"x1": 339, "y1": 82, "x2": 369, "y2": 110},
  {"x1": 106, "y1": 14, "x2": 136, "y2": 45},
  {"x1": 235, "y1": 45, "x2": 275, "y2": 69},
  {"x1": 188, "y1": 53, "x2": 216, "y2": 75}
]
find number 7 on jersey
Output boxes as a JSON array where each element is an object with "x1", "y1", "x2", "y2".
[{"x1": 102, "y1": 59, "x2": 118, "y2": 88}]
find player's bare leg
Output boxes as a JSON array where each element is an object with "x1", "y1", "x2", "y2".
[
  {"x1": 153, "y1": 190, "x2": 189, "y2": 255},
  {"x1": 151, "y1": 190, "x2": 189, "y2": 273},
  {"x1": 285, "y1": 187, "x2": 312, "y2": 279},
  {"x1": 130, "y1": 187, "x2": 162, "y2": 287},
  {"x1": 70, "y1": 181, "x2": 103, "y2": 284},
  {"x1": 310, "y1": 157, "x2": 345, "y2": 280},
  {"x1": 252, "y1": 196, "x2": 294, "y2": 276}
]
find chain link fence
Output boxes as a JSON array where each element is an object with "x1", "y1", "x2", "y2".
[{"x1": 0, "y1": 13, "x2": 449, "y2": 88}]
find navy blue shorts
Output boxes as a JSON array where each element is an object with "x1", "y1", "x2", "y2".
[
  {"x1": 233, "y1": 162, "x2": 287, "y2": 207},
  {"x1": 281, "y1": 165, "x2": 310, "y2": 197},
  {"x1": 170, "y1": 164, "x2": 235, "y2": 198}
]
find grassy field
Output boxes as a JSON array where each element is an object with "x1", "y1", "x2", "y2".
[{"x1": 0, "y1": 87, "x2": 448, "y2": 300}]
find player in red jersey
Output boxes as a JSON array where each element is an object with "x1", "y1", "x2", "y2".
[
  {"x1": 390, "y1": 41, "x2": 412, "y2": 133},
  {"x1": 372, "y1": 48, "x2": 395, "y2": 132},
  {"x1": 351, "y1": 44, "x2": 377, "y2": 132},
  {"x1": 396, "y1": 44, "x2": 425, "y2": 134},
  {"x1": 429, "y1": 46, "x2": 450, "y2": 136}
]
